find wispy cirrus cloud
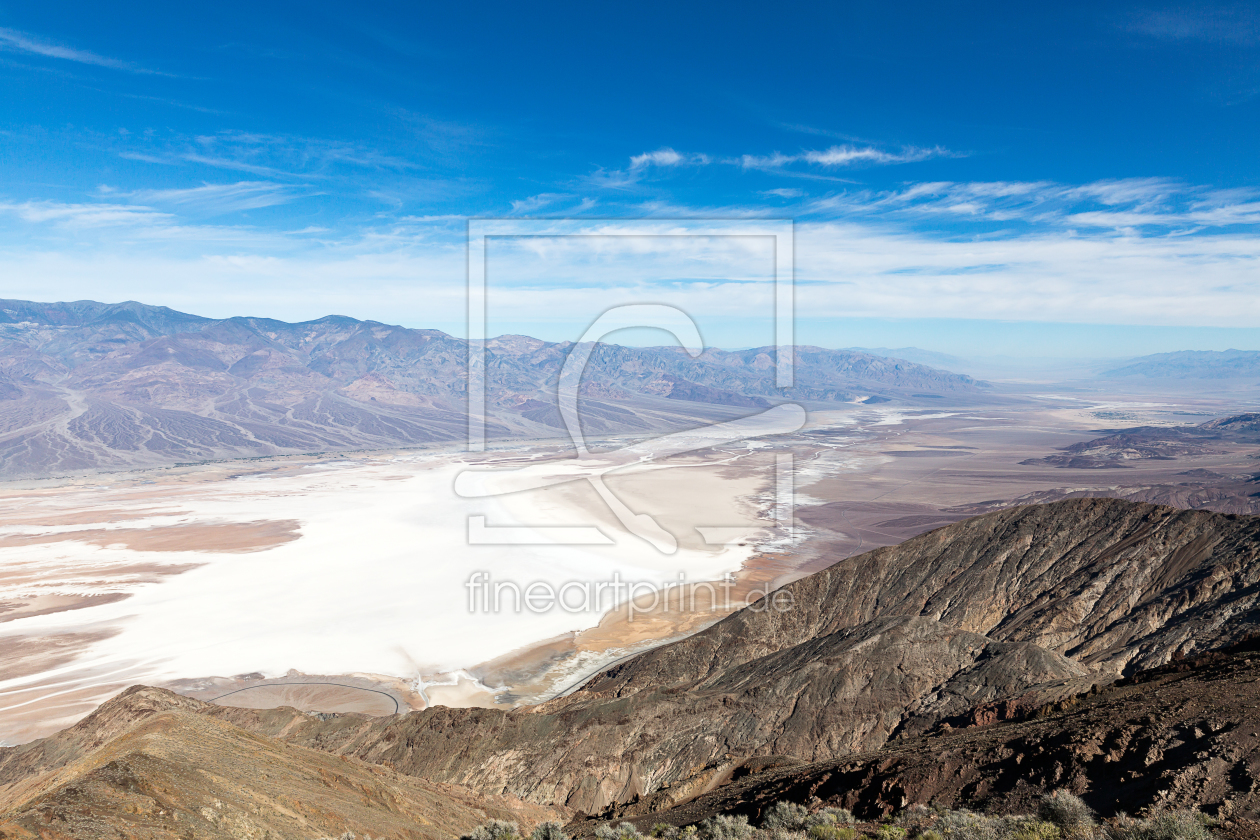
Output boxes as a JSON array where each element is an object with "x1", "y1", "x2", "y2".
[
  {"x1": 585, "y1": 148, "x2": 711, "y2": 190},
  {"x1": 737, "y1": 144, "x2": 956, "y2": 171},
  {"x1": 0, "y1": 200, "x2": 172, "y2": 228},
  {"x1": 508, "y1": 193, "x2": 598, "y2": 215},
  {"x1": 115, "y1": 181, "x2": 303, "y2": 216},
  {"x1": 509, "y1": 193, "x2": 571, "y2": 214},
  {"x1": 0, "y1": 26, "x2": 164, "y2": 74},
  {"x1": 760, "y1": 187, "x2": 806, "y2": 199},
  {"x1": 629, "y1": 147, "x2": 711, "y2": 169},
  {"x1": 1124, "y1": 4, "x2": 1260, "y2": 44},
  {"x1": 800, "y1": 177, "x2": 1260, "y2": 233},
  {"x1": 118, "y1": 131, "x2": 421, "y2": 180}
]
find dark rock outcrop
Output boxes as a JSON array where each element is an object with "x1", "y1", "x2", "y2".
[{"x1": 589, "y1": 637, "x2": 1260, "y2": 829}]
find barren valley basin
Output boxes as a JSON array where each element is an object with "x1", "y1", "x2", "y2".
[{"x1": 3, "y1": 391, "x2": 1258, "y2": 746}]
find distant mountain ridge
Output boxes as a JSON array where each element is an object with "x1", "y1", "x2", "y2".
[
  {"x1": 0, "y1": 299, "x2": 986, "y2": 477},
  {"x1": 1102, "y1": 348, "x2": 1260, "y2": 378}
]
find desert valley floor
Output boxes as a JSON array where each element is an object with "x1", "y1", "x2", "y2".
[{"x1": 2, "y1": 384, "x2": 1259, "y2": 746}]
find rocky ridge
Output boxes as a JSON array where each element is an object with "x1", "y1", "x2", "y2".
[{"x1": 0, "y1": 687, "x2": 561, "y2": 840}]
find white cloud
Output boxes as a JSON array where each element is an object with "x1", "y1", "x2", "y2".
[
  {"x1": 736, "y1": 145, "x2": 955, "y2": 170},
  {"x1": 509, "y1": 193, "x2": 570, "y2": 214},
  {"x1": 803, "y1": 145, "x2": 947, "y2": 166},
  {"x1": 798, "y1": 178, "x2": 1260, "y2": 233},
  {"x1": 122, "y1": 181, "x2": 300, "y2": 215},
  {"x1": 0, "y1": 200, "x2": 172, "y2": 228},
  {"x1": 0, "y1": 26, "x2": 161, "y2": 74},
  {"x1": 629, "y1": 148, "x2": 709, "y2": 169}
]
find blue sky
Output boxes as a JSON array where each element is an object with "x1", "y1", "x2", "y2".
[{"x1": 2, "y1": 1, "x2": 1260, "y2": 359}]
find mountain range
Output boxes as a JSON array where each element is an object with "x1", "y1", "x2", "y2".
[
  {"x1": 0, "y1": 299, "x2": 985, "y2": 477},
  {"x1": 1102, "y1": 349, "x2": 1260, "y2": 379}
]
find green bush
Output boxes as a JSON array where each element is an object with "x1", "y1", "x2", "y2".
[
  {"x1": 530, "y1": 822, "x2": 570, "y2": 840},
  {"x1": 915, "y1": 832, "x2": 943, "y2": 840},
  {"x1": 805, "y1": 808, "x2": 856, "y2": 827},
  {"x1": 761, "y1": 801, "x2": 810, "y2": 831},
  {"x1": 934, "y1": 809, "x2": 1000, "y2": 840},
  {"x1": 649, "y1": 824, "x2": 679, "y2": 839},
  {"x1": 1006, "y1": 820, "x2": 1061, "y2": 840},
  {"x1": 805, "y1": 826, "x2": 859, "y2": 840},
  {"x1": 1104, "y1": 810, "x2": 1212, "y2": 840},
  {"x1": 698, "y1": 814, "x2": 754, "y2": 840},
  {"x1": 1038, "y1": 791, "x2": 1095, "y2": 834},
  {"x1": 469, "y1": 821, "x2": 521, "y2": 840},
  {"x1": 874, "y1": 826, "x2": 908, "y2": 840},
  {"x1": 595, "y1": 823, "x2": 644, "y2": 840}
]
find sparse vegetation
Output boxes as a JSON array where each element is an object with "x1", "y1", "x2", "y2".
[
  {"x1": 596, "y1": 823, "x2": 646, "y2": 840},
  {"x1": 469, "y1": 820, "x2": 522, "y2": 840},
  {"x1": 806, "y1": 826, "x2": 859, "y2": 840},
  {"x1": 1103, "y1": 810, "x2": 1214, "y2": 840},
  {"x1": 700, "y1": 814, "x2": 756, "y2": 840},
  {"x1": 571, "y1": 789, "x2": 1223, "y2": 840},
  {"x1": 1039, "y1": 790, "x2": 1096, "y2": 837},
  {"x1": 532, "y1": 821, "x2": 571, "y2": 840},
  {"x1": 762, "y1": 801, "x2": 810, "y2": 832}
]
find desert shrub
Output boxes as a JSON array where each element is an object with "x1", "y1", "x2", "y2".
[
  {"x1": 470, "y1": 821, "x2": 521, "y2": 840},
  {"x1": 934, "y1": 810, "x2": 1001, "y2": 840},
  {"x1": 596, "y1": 823, "x2": 645, "y2": 840},
  {"x1": 1005, "y1": 819, "x2": 1061, "y2": 840},
  {"x1": 805, "y1": 807, "x2": 856, "y2": 827},
  {"x1": 761, "y1": 830, "x2": 808, "y2": 840},
  {"x1": 1104, "y1": 810, "x2": 1212, "y2": 840},
  {"x1": 805, "y1": 827, "x2": 859, "y2": 840},
  {"x1": 891, "y1": 804, "x2": 936, "y2": 835},
  {"x1": 1038, "y1": 791, "x2": 1095, "y2": 834},
  {"x1": 531, "y1": 822, "x2": 570, "y2": 840},
  {"x1": 762, "y1": 801, "x2": 810, "y2": 831},
  {"x1": 874, "y1": 826, "x2": 908, "y2": 840},
  {"x1": 915, "y1": 833, "x2": 944, "y2": 840},
  {"x1": 649, "y1": 824, "x2": 679, "y2": 839},
  {"x1": 698, "y1": 814, "x2": 754, "y2": 840}
]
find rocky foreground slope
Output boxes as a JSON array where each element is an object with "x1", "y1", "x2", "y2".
[
  {"x1": 3, "y1": 497, "x2": 1260, "y2": 835},
  {"x1": 588, "y1": 636, "x2": 1260, "y2": 830},
  {"x1": 0, "y1": 687, "x2": 562, "y2": 840},
  {"x1": 180, "y1": 498, "x2": 1260, "y2": 814}
]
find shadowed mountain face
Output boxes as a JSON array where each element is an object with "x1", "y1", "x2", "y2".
[
  {"x1": 4, "y1": 499, "x2": 1260, "y2": 831},
  {"x1": 587, "y1": 638, "x2": 1260, "y2": 829},
  {"x1": 173, "y1": 498, "x2": 1260, "y2": 815},
  {"x1": 0, "y1": 299, "x2": 985, "y2": 476}
]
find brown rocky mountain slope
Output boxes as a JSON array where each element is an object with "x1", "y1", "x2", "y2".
[
  {"x1": 4, "y1": 498, "x2": 1260, "y2": 833},
  {"x1": 192, "y1": 498, "x2": 1260, "y2": 814},
  {"x1": 0, "y1": 686, "x2": 561, "y2": 840},
  {"x1": 590, "y1": 636, "x2": 1260, "y2": 830}
]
